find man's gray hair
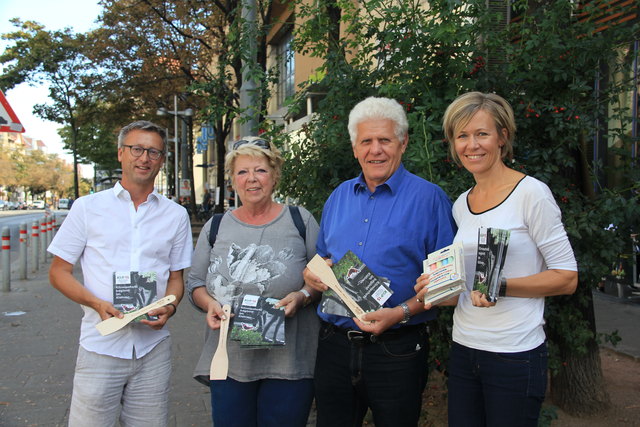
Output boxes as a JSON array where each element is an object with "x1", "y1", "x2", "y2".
[
  {"x1": 117, "y1": 120, "x2": 168, "y2": 151},
  {"x1": 347, "y1": 97, "x2": 408, "y2": 146}
]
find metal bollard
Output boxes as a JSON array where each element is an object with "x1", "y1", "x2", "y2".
[
  {"x1": 31, "y1": 221, "x2": 39, "y2": 273},
  {"x1": 2, "y1": 227, "x2": 10, "y2": 292},
  {"x1": 40, "y1": 217, "x2": 47, "y2": 264},
  {"x1": 52, "y1": 214, "x2": 57, "y2": 238},
  {"x1": 19, "y1": 223, "x2": 27, "y2": 280},
  {"x1": 46, "y1": 216, "x2": 53, "y2": 255}
]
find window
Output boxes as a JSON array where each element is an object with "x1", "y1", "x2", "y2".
[{"x1": 277, "y1": 31, "x2": 295, "y2": 108}]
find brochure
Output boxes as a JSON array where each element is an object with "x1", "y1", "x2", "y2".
[
  {"x1": 320, "y1": 251, "x2": 393, "y2": 317},
  {"x1": 421, "y1": 242, "x2": 466, "y2": 305},
  {"x1": 113, "y1": 271, "x2": 158, "y2": 321},
  {"x1": 230, "y1": 294, "x2": 286, "y2": 348},
  {"x1": 473, "y1": 227, "x2": 511, "y2": 302}
]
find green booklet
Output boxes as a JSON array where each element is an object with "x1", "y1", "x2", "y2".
[
  {"x1": 230, "y1": 294, "x2": 286, "y2": 349},
  {"x1": 473, "y1": 227, "x2": 511, "y2": 302},
  {"x1": 113, "y1": 271, "x2": 158, "y2": 321},
  {"x1": 320, "y1": 250, "x2": 393, "y2": 317}
]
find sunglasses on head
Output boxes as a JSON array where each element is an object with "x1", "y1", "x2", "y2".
[{"x1": 232, "y1": 138, "x2": 270, "y2": 151}]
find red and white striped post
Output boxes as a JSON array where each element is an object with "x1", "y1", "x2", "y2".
[
  {"x1": 46, "y1": 216, "x2": 53, "y2": 253},
  {"x1": 31, "y1": 221, "x2": 39, "y2": 273},
  {"x1": 1, "y1": 227, "x2": 10, "y2": 292},
  {"x1": 40, "y1": 217, "x2": 47, "y2": 265},
  {"x1": 19, "y1": 223, "x2": 27, "y2": 280}
]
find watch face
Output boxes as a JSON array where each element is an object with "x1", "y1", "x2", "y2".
[{"x1": 400, "y1": 303, "x2": 410, "y2": 323}]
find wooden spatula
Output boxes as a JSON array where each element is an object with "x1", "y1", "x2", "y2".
[
  {"x1": 210, "y1": 304, "x2": 231, "y2": 380},
  {"x1": 95, "y1": 294, "x2": 176, "y2": 336},
  {"x1": 306, "y1": 255, "x2": 370, "y2": 323}
]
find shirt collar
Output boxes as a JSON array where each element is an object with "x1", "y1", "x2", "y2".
[
  {"x1": 353, "y1": 163, "x2": 407, "y2": 195},
  {"x1": 113, "y1": 181, "x2": 161, "y2": 203}
]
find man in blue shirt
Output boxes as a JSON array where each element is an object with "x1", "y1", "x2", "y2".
[{"x1": 304, "y1": 97, "x2": 456, "y2": 427}]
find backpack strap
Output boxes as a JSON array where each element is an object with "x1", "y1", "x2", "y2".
[
  {"x1": 208, "y1": 207, "x2": 306, "y2": 247},
  {"x1": 208, "y1": 213, "x2": 224, "y2": 247},
  {"x1": 288, "y1": 205, "x2": 306, "y2": 243}
]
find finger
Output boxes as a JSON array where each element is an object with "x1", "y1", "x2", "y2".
[{"x1": 414, "y1": 281, "x2": 422, "y2": 293}]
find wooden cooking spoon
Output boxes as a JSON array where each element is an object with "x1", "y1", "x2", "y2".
[
  {"x1": 95, "y1": 294, "x2": 176, "y2": 336},
  {"x1": 306, "y1": 255, "x2": 370, "y2": 323},
  {"x1": 210, "y1": 304, "x2": 232, "y2": 380}
]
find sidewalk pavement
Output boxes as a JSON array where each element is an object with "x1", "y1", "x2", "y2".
[{"x1": 1, "y1": 222, "x2": 639, "y2": 426}]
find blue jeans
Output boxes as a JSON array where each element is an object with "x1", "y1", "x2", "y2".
[
  {"x1": 447, "y1": 341, "x2": 548, "y2": 427},
  {"x1": 314, "y1": 322, "x2": 430, "y2": 427},
  {"x1": 209, "y1": 377, "x2": 314, "y2": 427}
]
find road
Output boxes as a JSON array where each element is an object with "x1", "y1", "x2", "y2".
[{"x1": 0, "y1": 210, "x2": 68, "y2": 257}]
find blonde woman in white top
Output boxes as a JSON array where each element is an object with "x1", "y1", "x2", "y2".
[{"x1": 416, "y1": 92, "x2": 578, "y2": 427}]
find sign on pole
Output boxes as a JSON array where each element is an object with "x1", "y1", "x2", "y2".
[
  {"x1": 180, "y1": 179, "x2": 191, "y2": 197},
  {"x1": 0, "y1": 90, "x2": 25, "y2": 133}
]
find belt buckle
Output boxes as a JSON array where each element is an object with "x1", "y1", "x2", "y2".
[{"x1": 347, "y1": 330, "x2": 365, "y2": 343}]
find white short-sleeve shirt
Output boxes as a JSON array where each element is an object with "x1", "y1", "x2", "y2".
[{"x1": 48, "y1": 182, "x2": 192, "y2": 359}]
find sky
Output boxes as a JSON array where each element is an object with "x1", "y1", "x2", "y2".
[{"x1": 0, "y1": 0, "x2": 103, "y2": 175}]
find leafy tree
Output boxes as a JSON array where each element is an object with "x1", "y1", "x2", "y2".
[
  {"x1": 0, "y1": 149, "x2": 18, "y2": 189},
  {"x1": 281, "y1": 0, "x2": 639, "y2": 416},
  {"x1": 95, "y1": 0, "x2": 292, "y2": 214},
  {"x1": 488, "y1": 1, "x2": 640, "y2": 415},
  {"x1": 0, "y1": 19, "x2": 100, "y2": 199},
  {"x1": 9, "y1": 149, "x2": 70, "y2": 201}
]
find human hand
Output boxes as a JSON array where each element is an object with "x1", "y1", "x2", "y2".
[
  {"x1": 303, "y1": 259, "x2": 333, "y2": 292},
  {"x1": 205, "y1": 299, "x2": 231, "y2": 330},
  {"x1": 470, "y1": 290, "x2": 496, "y2": 307},
  {"x1": 414, "y1": 273, "x2": 435, "y2": 310},
  {"x1": 354, "y1": 307, "x2": 400, "y2": 335},
  {"x1": 274, "y1": 291, "x2": 307, "y2": 317},
  {"x1": 141, "y1": 303, "x2": 177, "y2": 330},
  {"x1": 94, "y1": 300, "x2": 123, "y2": 321}
]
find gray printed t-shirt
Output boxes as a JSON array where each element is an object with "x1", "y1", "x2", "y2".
[{"x1": 187, "y1": 205, "x2": 320, "y2": 384}]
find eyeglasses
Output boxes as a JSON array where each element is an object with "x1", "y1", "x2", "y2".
[
  {"x1": 232, "y1": 138, "x2": 270, "y2": 151},
  {"x1": 121, "y1": 144, "x2": 164, "y2": 160}
]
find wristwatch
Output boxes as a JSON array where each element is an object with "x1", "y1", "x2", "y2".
[
  {"x1": 299, "y1": 288, "x2": 312, "y2": 307},
  {"x1": 399, "y1": 302, "x2": 411, "y2": 324}
]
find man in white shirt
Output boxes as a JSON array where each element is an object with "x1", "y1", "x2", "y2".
[{"x1": 48, "y1": 120, "x2": 192, "y2": 427}]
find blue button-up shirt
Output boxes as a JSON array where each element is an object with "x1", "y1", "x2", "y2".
[{"x1": 316, "y1": 164, "x2": 457, "y2": 329}]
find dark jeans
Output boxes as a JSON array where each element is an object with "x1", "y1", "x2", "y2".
[
  {"x1": 209, "y1": 377, "x2": 314, "y2": 427},
  {"x1": 447, "y1": 341, "x2": 548, "y2": 427},
  {"x1": 314, "y1": 322, "x2": 430, "y2": 427}
]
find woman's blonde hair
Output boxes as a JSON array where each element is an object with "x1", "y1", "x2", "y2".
[
  {"x1": 225, "y1": 137, "x2": 284, "y2": 189},
  {"x1": 442, "y1": 92, "x2": 516, "y2": 164}
]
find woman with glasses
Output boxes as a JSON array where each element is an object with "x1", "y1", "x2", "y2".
[{"x1": 186, "y1": 136, "x2": 320, "y2": 427}]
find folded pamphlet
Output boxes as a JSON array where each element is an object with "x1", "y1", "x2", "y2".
[
  {"x1": 473, "y1": 227, "x2": 511, "y2": 302},
  {"x1": 319, "y1": 251, "x2": 393, "y2": 318},
  {"x1": 421, "y1": 242, "x2": 466, "y2": 305},
  {"x1": 230, "y1": 294, "x2": 286, "y2": 348}
]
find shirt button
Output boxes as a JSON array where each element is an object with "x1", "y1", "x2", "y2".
[
  {"x1": 369, "y1": 196, "x2": 374, "y2": 200},
  {"x1": 358, "y1": 242, "x2": 363, "y2": 246},
  {"x1": 364, "y1": 219, "x2": 369, "y2": 223}
]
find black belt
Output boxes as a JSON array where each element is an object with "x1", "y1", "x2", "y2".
[{"x1": 323, "y1": 321, "x2": 426, "y2": 344}]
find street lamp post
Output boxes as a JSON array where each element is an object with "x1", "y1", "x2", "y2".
[{"x1": 157, "y1": 95, "x2": 193, "y2": 199}]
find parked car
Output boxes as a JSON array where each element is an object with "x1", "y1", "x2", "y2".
[
  {"x1": 58, "y1": 198, "x2": 70, "y2": 209},
  {"x1": 32, "y1": 200, "x2": 45, "y2": 209},
  {"x1": 0, "y1": 200, "x2": 7, "y2": 211},
  {"x1": 7, "y1": 201, "x2": 19, "y2": 210}
]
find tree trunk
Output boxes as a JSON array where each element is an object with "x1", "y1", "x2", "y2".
[
  {"x1": 548, "y1": 282, "x2": 610, "y2": 415},
  {"x1": 214, "y1": 120, "x2": 227, "y2": 214}
]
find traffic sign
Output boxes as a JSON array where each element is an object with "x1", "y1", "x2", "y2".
[{"x1": 0, "y1": 90, "x2": 25, "y2": 133}]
